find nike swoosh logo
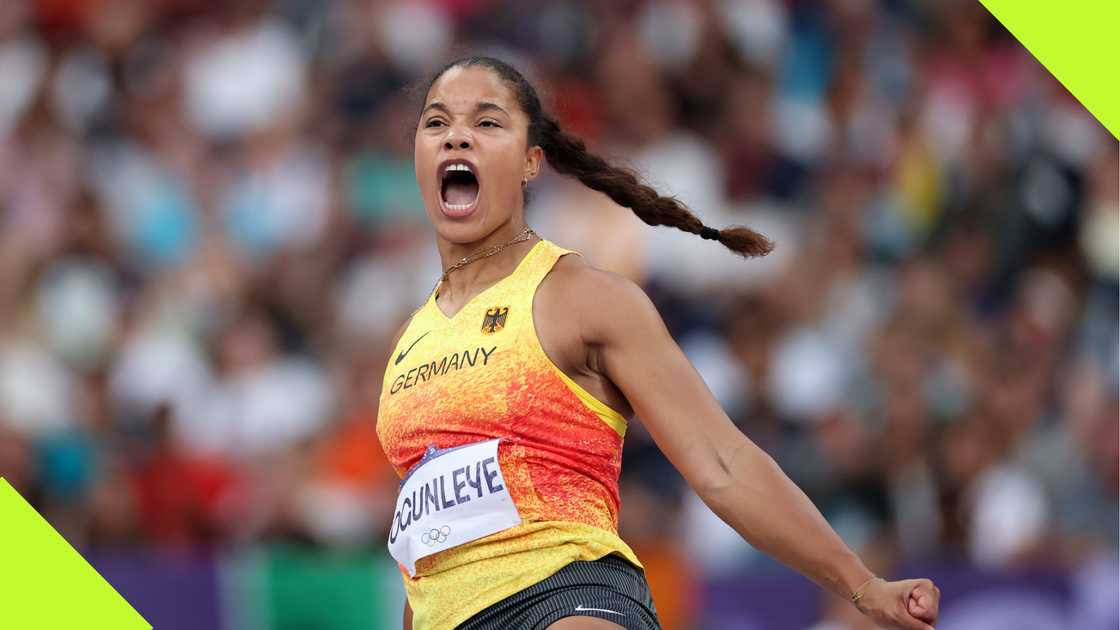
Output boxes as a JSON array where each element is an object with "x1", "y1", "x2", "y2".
[
  {"x1": 395, "y1": 331, "x2": 430, "y2": 365},
  {"x1": 574, "y1": 605, "x2": 625, "y2": 616}
]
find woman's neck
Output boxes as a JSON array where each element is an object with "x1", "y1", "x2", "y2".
[{"x1": 435, "y1": 226, "x2": 540, "y2": 300}]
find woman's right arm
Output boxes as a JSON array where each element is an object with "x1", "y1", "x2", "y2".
[{"x1": 402, "y1": 600, "x2": 412, "y2": 629}]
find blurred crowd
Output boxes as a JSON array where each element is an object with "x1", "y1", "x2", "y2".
[{"x1": 0, "y1": 0, "x2": 1116, "y2": 627}]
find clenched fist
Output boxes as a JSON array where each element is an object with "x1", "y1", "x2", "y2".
[{"x1": 853, "y1": 577, "x2": 941, "y2": 630}]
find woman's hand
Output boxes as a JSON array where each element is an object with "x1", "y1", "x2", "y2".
[{"x1": 854, "y1": 577, "x2": 941, "y2": 630}]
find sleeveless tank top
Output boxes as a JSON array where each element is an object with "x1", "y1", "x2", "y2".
[{"x1": 376, "y1": 238, "x2": 643, "y2": 630}]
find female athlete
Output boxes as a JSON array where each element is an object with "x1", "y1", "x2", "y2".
[{"x1": 376, "y1": 56, "x2": 941, "y2": 630}]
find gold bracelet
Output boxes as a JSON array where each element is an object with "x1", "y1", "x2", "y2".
[{"x1": 850, "y1": 576, "x2": 882, "y2": 606}]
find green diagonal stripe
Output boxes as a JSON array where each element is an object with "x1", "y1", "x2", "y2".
[
  {"x1": 0, "y1": 478, "x2": 151, "y2": 630},
  {"x1": 980, "y1": 0, "x2": 1119, "y2": 139}
]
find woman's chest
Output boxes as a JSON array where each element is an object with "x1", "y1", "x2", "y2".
[{"x1": 376, "y1": 322, "x2": 542, "y2": 473}]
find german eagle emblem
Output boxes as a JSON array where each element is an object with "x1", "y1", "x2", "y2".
[{"x1": 481, "y1": 306, "x2": 509, "y2": 334}]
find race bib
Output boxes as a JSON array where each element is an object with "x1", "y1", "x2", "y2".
[{"x1": 388, "y1": 439, "x2": 521, "y2": 576}]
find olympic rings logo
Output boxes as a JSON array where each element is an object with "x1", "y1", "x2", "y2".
[{"x1": 421, "y1": 525, "x2": 451, "y2": 546}]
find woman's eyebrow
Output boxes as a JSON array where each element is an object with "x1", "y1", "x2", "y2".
[
  {"x1": 475, "y1": 102, "x2": 510, "y2": 117},
  {"x1": 422, "y1": 101, "x2": 451, "y2": 116},
  {"x1": 421, "y1": 101, "x2": 510, "y2": 117}
]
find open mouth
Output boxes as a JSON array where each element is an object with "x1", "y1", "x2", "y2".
[{"x1": 439, "y1": 161, "x2": 480, "y2": 215}]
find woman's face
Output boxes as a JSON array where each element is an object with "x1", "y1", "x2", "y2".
[{"x1": 415, "y1": 65, "x2": 541, "y2": 244}]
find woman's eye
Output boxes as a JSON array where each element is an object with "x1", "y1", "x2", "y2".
[
  {"x1": 425, "y1": 119, "x2": 445, "y2": 128},
  {"x1": 479, "y1": 120, "x2": 500, "y2": 128}
]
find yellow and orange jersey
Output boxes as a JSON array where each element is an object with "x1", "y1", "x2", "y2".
[{"x1": 376, "y1": 237, "x2": 641, "y2": 630}]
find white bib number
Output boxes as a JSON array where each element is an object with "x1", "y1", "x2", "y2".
[{"x1": 388, "y1": 439, "x2": 521, "y2": 576}]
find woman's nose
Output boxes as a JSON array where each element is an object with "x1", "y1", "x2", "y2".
[{"x1": 443, "y1": 128, "x2": 472, "y2": 150}]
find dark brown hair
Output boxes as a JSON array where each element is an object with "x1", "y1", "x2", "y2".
[{"x1": 421, "y1": 56, "x2": 774, "y2": 258}]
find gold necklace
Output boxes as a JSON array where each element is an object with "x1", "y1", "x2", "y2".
[{"x1": 438, "y1": 226, "x2": 537, "y2": 286}]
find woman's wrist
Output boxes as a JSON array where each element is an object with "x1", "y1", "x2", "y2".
[
  {"x1": 826, "y1": 550, "x2": 878, "y2": 602},
  {"x1": 849, "y1": 576, "x2": 884, "y2": 613}
]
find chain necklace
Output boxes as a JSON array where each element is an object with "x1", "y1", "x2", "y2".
[{"x1": 438, "y1": 226, "x2": 537, "y2": 288}]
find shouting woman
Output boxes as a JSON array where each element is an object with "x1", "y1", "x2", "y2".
[{"x1": 376, "y1": 56, "x2": 941, "y2": 630}]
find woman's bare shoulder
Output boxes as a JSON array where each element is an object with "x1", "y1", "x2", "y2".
[
  {"x1": 542, "y1": 252, "x2": 658, "y2": 341},
  {"x1": 546, "y1": 251, "x2": 637, "y2": 300}
]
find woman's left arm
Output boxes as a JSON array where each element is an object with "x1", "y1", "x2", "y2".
[{"x1": 572, "y1": 270, "x2": 940, "y2": 629}]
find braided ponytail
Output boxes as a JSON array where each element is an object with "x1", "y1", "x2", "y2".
[
  {"x1": 422, "y1": 57, "x2": 774, "y2": 258},
  {"x1": 536, "y1": 114, "x2": 773, "y2": 258}
]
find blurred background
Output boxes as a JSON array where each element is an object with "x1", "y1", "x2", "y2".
[{"x1": 0, "y1": 0, "x2": 1116, "y2": 628}]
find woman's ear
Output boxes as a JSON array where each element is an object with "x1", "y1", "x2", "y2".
[{"x1": 524, "y1": 145, "x2": 543, "y2": 183}]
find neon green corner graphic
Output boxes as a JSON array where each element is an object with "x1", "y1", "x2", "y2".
[
  {"x1": 0, "y1": 478, "x2": 151, "y2": 630},
  {"x1": 979, "y1": 0, "x2": 1119, "y2": 139}
]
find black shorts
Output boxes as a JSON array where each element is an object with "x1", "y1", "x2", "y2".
[{"x1": 456, "y1": 554, "x2": 662, "y2": 630}]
